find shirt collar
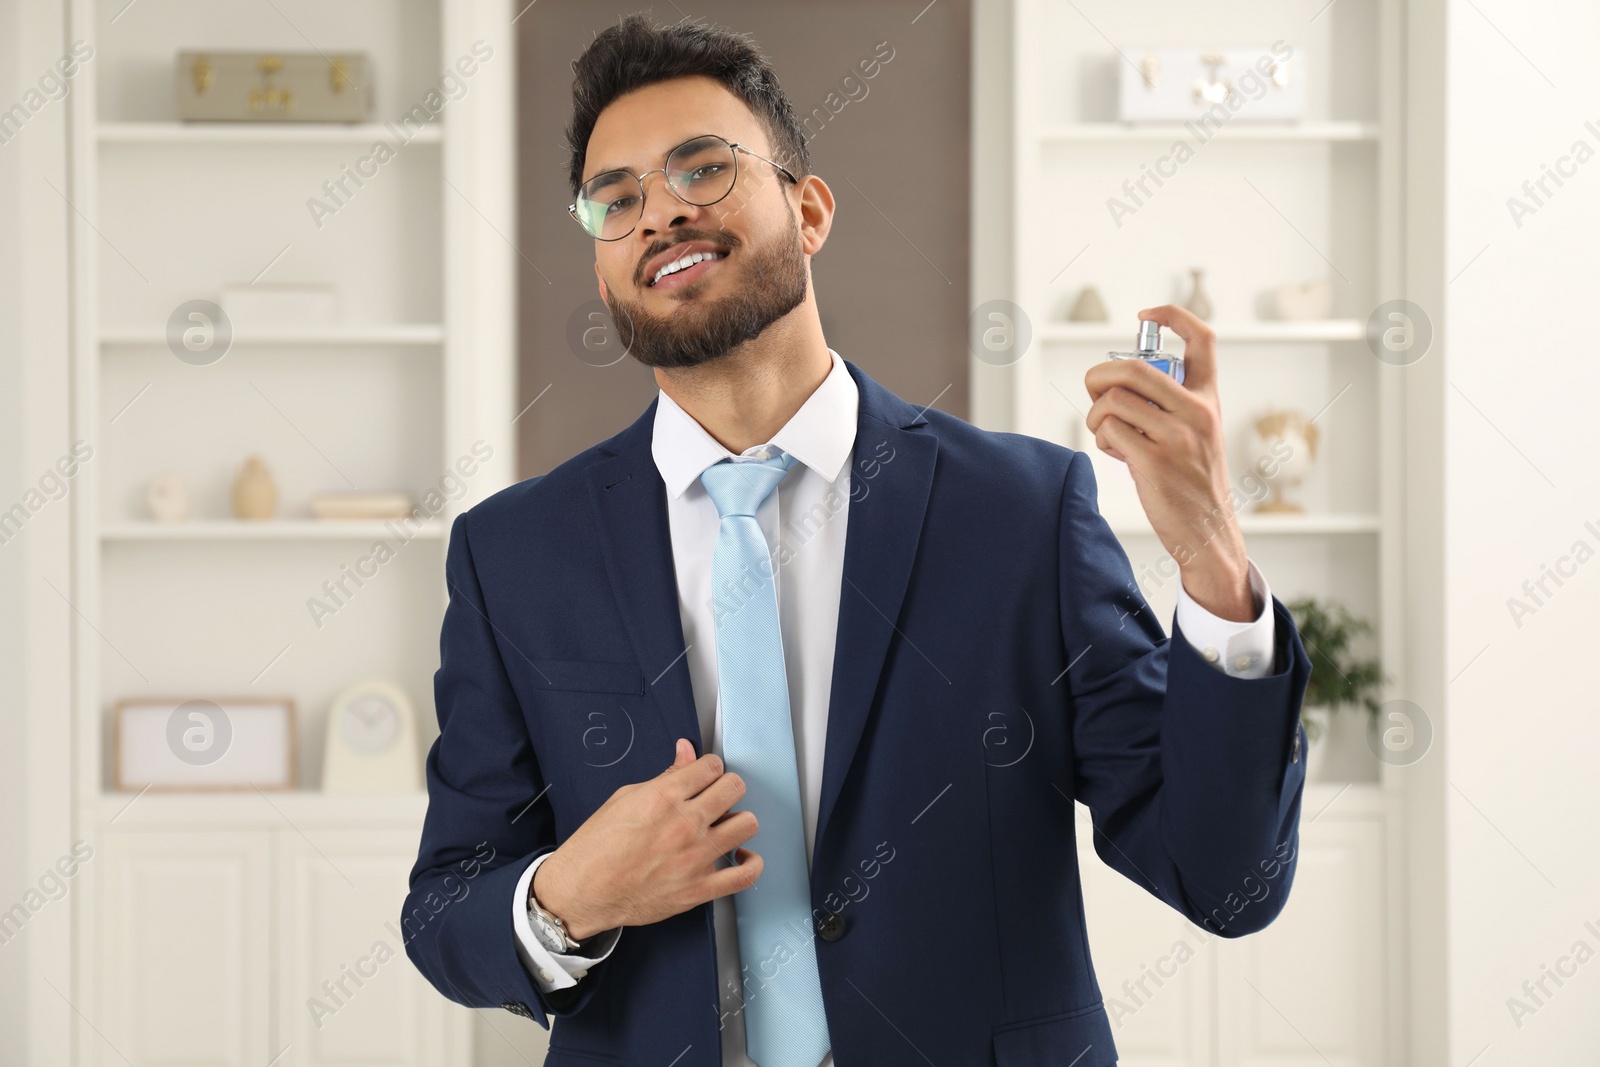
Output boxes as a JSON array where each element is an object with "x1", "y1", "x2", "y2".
[{"x1": 651, "y1": 347, "x2": 859, "y2": 500}]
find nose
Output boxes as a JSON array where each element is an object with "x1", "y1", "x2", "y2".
[{"x1": 636, "y1": 167, "x2": 702, "y2": 238}]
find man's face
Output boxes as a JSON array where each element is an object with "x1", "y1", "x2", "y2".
[{"x1": 582, "y1": 76, "x2": 810, "y2": 369}]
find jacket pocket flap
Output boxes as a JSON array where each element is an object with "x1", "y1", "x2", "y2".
[
  {"x1": 529, "y1": 658, "x2": 644, "y2": 695},
  {"x1": 993, "y1": 1002, "x2": 1117, "y2": 1066}
]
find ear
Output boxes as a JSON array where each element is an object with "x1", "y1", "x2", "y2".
[{"x1": 795, "y1": 174, "x2": 835, "y2": 257}]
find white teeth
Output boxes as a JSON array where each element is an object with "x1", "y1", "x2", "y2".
[{"x1": 652, "y1": 250, "x2": 726, "y2": 285}]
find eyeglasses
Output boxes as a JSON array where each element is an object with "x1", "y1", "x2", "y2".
[{"x1": 568, "y1": 132, "x2": 799, "y2": 241}]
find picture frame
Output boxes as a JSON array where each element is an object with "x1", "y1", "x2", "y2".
[{"x1": 114, "y1": 696, "x2": 297, "y2": 792}]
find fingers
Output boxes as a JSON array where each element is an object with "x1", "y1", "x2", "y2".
[
  {"x1": 691, "y1": 766, "x2": 748, "y2": 823},
  {"x1": 661, "y1": 740, "x2": 727, "y2": 801},
  {"x1": 1135, "y1": 303, "x2": 1208, "y2": 348},
  {"x1": 1086, "y1": 385, "x2": 1173, "y2": 445},
  {"x1": 651, "y1": 743, "x2": 764, "y2": 904},
  {"x1": 1093, "y1": 414, "x2": 1154, "y2": 469},
  {"x1": 705, "y1": 808, "x2": 759, "y2": 854},
  {"x1": 1084, "y1": 353, "x2": 1187, "y2": 410},
  {"x1": 1136, "y1": 305, "x2": 1216, "y2": 392},
  {"x1": 705, "y1": 847, "x2": 764, "y2": 898}
]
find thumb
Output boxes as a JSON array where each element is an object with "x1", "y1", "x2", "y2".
[{"x1": 671, "y1": 737, "x2": 693, "y2": 769}]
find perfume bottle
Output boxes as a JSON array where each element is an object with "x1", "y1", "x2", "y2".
[{"x1": 1107, "y1": 320, "x2": 1185, "y2": 386}]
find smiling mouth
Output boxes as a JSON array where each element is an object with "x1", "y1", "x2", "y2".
[{"x1": 648, "y1": 249, "x2": 730, "y2": 288}]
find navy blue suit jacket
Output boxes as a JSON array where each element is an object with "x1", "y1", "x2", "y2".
[{"x1": 404, "y1": 358, "x2": 1313, "y2": 1066}]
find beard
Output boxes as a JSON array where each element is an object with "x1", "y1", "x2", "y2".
[{"x1": 602, "y1": 208, "x2": 809, "y2": 370}]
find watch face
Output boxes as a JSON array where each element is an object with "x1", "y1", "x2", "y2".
[
  {"x1": 341, "y1": 693, "x2": 400, "y2": 752},
  {"x1": 531, "y1": 913, "x2": 567, "y2": 952}
]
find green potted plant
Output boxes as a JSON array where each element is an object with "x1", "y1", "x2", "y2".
[{"x1": 1285, "y1": 597, "x2": 1389, "y2": 776}]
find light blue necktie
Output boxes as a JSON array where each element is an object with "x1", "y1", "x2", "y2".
[{"x1": 700, "y1": 450, "x2": 831, "y2": 1067}]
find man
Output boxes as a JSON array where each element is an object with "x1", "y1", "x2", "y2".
[{"x1": 404, "y1": 13, "x2": 1312, "y2": 1067}]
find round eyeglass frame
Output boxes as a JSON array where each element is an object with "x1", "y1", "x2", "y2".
[{"x1": 567, "y1": 133, "x2": 799, "y2": 241}]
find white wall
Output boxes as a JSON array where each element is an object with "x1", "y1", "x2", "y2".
[
  {"x1": 1, "y1": 1, "x2": 76, "y2": 1061},
  {"x1": 0, "y1": 0, "x2": 28, "y2": 1055},
  {"x1": 1434, "y1": 0, "x2": 1600, "y2": 1059},
  {"x1": 969, "y1": 0, "x2": 1013, "y2": 433}
]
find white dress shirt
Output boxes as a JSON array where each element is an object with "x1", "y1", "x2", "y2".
[{"x1": 512, "y1": 348, "x2": 1277, "y2": 1065}]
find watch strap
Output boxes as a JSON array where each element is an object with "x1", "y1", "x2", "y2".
[{"x1": 528, "y1": 889, "x2": 583, "y2": 952}]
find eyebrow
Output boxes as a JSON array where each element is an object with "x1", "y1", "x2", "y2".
[
  {"x1": 587, "y1": 148, "x2": 668, "y2": 182},
  {"x1": 585, "y1": 133, "x2": 721, "y2": 184}
]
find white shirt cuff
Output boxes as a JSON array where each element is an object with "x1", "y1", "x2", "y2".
[
  {"x1": 1175, "y1": 557, "x2": 1276, "y2": 679},
  {"x1": 512, "y1": 851, "x2": 623, "y2": 992}
]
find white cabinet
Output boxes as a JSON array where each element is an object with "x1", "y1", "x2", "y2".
[
  {"x1": 272, "y1": 825, "x2": 464, "y2": 1067},
  {"x1": 95, "y1": 831, "x2": 272, "y2": 1067},
  {"x1": 1213, "y1": 815, "x2": 1386, "y2": 1066},
  {"x1": 1077, "y1": 785, "x2": 1389, "y2": 1066},
  {"x1": 275, "y1": 828, "x2": 464, "y2": 1066},
  {"x1": 89, "y1": 800, "x2": 471, "y2": 1067}
]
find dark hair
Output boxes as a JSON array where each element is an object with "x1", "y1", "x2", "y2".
[{"x1": 564, "y1": 13, "x2": 809, "y2": 199}]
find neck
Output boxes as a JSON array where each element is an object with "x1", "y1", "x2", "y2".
[{"x1": 653, "y1": 314, "x2": 832, "y2": 455}]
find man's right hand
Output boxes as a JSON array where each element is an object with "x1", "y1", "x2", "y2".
[{"x1": 530, "y1": 738, "x2": 763, "y2": 941}]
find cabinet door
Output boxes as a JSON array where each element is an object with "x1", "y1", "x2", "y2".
[
  {"x1": 273, "y1": 827, "x2": 470, "y2": 1066},
  {"x1": 1076, "y1": 802, "x2": 1217, "y2": 1067},
  {"x1": 1214, "y1": 816, "x2": 1387, "y2": 1067},
  {"x1": 95, "y1": 830, "x2": 271, "y2": 1067}
]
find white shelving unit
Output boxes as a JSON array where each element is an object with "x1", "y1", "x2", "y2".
[
  {"x1": 98, "y1": 120, "x2": 445, "y2": 144},
  {"x1": 1007, "y1": 1, "x2": 1406, "y2": 1064},
  {"x1": 1040, "y1": 319, "x2": 1365, "y2": 343},
  {"x1": 1104, "y1": 512, "x2": 1381, "y2": 537},
  {"x1": 1039, "y1": 120, "x2": 1379, "y2": 142},
  {"x1": 100, "y1": 519, "x2": 449, "y2": 541},
  {"x1": 100, "y1": 324, "x2": 447, "y2": 346},
  {"x1": 64, "y1": 1, "x2": 518, "y2": 1063}
]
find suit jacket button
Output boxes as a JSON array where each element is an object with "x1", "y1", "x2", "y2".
[{"x1": 816, "y1": 912, "x2": 846, "y2": 942}]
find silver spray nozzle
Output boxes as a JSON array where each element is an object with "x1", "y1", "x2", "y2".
[{"x1": 1136, "y1": 320, "x2": 1162, "y2": 354}]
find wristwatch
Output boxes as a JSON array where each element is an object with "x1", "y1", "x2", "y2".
[{"x1": 527, "y1": 881, "x2": 583, "y2": 954}]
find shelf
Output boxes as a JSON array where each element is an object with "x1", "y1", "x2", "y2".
[
  {"x1": 101, "y1": 519, "x2": 446, "y2": 542},
  {"x1": 1103, "y1": 513, "x2": 1381, "y2": 536},
  {"x1": 96, "y1": 121, "x2": 443, "y2": 145},
  {"x1": 1039, "y1": 121, "x2": 1379, "y2": 143},
  {"x1": 1043, "y1": 321, "x2": 1364, "y2": 344},
  {"x1": 101, "y1": 324, "x2": 445, "y2": 347},
  {"x1": 92, "y1": 788, "x2": 431, "y2": 829}
]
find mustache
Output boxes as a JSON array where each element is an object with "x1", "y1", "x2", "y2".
[{"x1": 637, "y1": 232, "x2": 738, "y2": 286}]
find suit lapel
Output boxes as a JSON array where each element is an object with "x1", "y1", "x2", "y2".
[
  {"x1": 814, "y1": 362, "x2": 938, "y2": 859},
  {"x1": 584, "y1": 362, "x2": 941, "y2": 864},
  {"x1": 586, "y1": 399, "x2": 705, "y2": 754}
]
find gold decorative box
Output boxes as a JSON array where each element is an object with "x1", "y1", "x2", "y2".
[{"x1": 176, "y1": 51, "x2": 372, "y2": 122}]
